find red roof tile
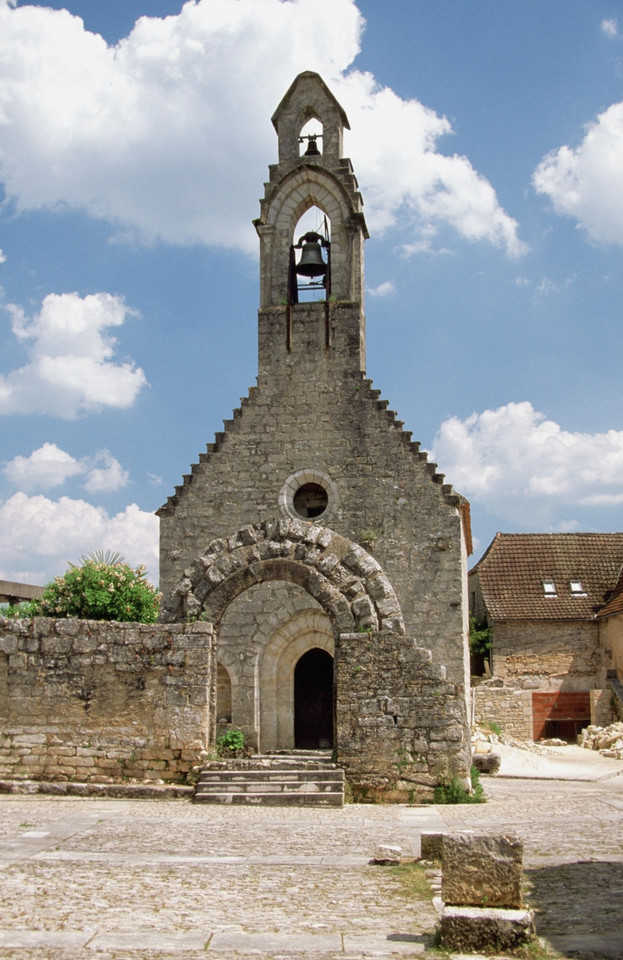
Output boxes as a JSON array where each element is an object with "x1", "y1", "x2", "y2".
[{"x1": 470, "y1": 533, "x2": 623, "y2": 621}]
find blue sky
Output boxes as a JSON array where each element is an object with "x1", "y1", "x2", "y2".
[{"x1": 1, "y1": 0, "x2": 623, "y2": 587}]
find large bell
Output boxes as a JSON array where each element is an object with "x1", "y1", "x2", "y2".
[
  {"x1": 303, "y1": 135, "x2": 321, "y2": 156},
  {"x1": 296, "y1": 236, "x2": 327, "y2": 278}
]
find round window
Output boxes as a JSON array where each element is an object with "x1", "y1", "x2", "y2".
[
  {"x1": 279, "y1": 470, "x2": 338, "y2": 522},
  {"x1": 293, "y1": 482, "x2": 329, "y2": 519}
]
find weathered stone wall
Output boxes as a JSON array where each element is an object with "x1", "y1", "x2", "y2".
[
  {"x1": 217, "y1": 579, "x2": 332, "y2": 750},
  {"x1": 473, "y1": 681, "x2": 611, "y2": 740},
  {"x1": 159, "y1": 305, "x2": 469, "y2": 687},
  {"x1": 492, "y1": 620, "x2": 600, "y2": 689},
  {"x1": 472, "y1": 681, "x2": 533, "y2": 740},
  {"x1": 599, "y1": 613, "x2": 623, "y2": 685},
  {"x1": 0, "y1": 617, "x2": 213, "y2": 783},
  {"x1": 590, "y1": 688, "x2": 613, "y2": 727},
  {"x1": 336, "y1": 631, "x2": 471, "y2": 801}
]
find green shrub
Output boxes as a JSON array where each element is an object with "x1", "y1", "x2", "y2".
[
  {"x1": 483, "y1": 719, "x2": 503, "y2": 736},
  {"x1": 469, "y1": 617, "x2": 492, "y2": 657},
  {"x1": 36, "y1": 558, "x2": 160, "y2": 623},
  {"x1": 216, "y1": 729, "x2": 245, "y2": 757},
  {"x1": 0, "y1": 601, "x2": 40, "y2": 619},
  {"x1": 434, "y1": 765, "x2": 485, "y2": 804}
]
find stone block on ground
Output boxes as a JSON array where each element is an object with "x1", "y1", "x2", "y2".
[
  {"x1": 441, "y1": 832, "x2": 523, "y2": 907},
  {"x1": 373, "y1": 844, "x2": 401, "y2": 864},
  {"x1": 472, "y1": 751, "x2": 501, "y2": 774},
  {"x1": 440, "y1": 905, "x2": 536, "y2": 953},
  {"x1": 420, "y1": 832, "x2": 444, "y2": 860}
]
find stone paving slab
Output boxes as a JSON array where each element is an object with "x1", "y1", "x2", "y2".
[{"x1": 0, "y1": 766, "x2": 622, "y2": 959}]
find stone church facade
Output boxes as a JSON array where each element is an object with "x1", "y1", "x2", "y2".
[{"x1": 158, "y1": 73, "x2": 473, "y2": 797}]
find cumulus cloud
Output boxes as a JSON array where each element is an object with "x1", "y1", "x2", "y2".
[
  {"x1": 367, "y1": 280, "x2": 395, "y2": 298},
  {"x1": 601, "y1": 18, "x2": 618, "y2": 38},
  {"x1": 0, "y1": 0, "x2": 522, "y2": 256},
  {"x1": 533, "y1": 101, "x2": 623, "y2": 245},
  {"x1": 4, "y1": 443, "x2": 84, "y2": 491},
  {"x1": 0, "y1": 291, "x2": 146, "y2": 418},
  {"x1": 0, "y1": 493, "x2": 159, "y2": 585},
  {"x1": 3, "y1": 443, "x2": 129, "y2": 494},
  {"x1": 431, "y1": 401, "x2": 623, "y2": 527},
  {"x1": 83, "y1": 452, "x2": 130, "y2": 493}
]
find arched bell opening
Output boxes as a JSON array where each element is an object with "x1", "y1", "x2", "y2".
[
  {"x1": 289, "y1": 206, "x2": 331, "y2": 304},
  {"x1": 298, "y1": 117, "x2": 323, "y2": 158}
]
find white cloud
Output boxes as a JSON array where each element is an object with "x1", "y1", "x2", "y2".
[
  {"x1": 533, "y1": 101, "x2": 623, "y2": 245},
  {"x1": 0, "y1": 248, "x2": 6, "y2": 264},
  {"x1": 0, "y1": 0, "x2": 523, "y2": 257},
  {"x1": 84, "y1": 451, "x2": 130, "y2": 493},
  {"x1": 4, "y1": 443, "x2": 83, "y2": 491},
  {"x1": 431, "y1": 401, "x2": 623, "y2": 527},
  {"x1": 0, "y1": 493, "x2": 159, "y2": 586},
  {"x1": 367, "y1": 280, "x2": 395, "y2": 298},
  {"x1": 3, "y1": 443, "x2": 130, "y2": 494},
  {"x1": 601, "y1": 18, "x2": 618, "y2": 38},
  {"x1": 0, "y1": 291, "x2": 146, "y2": 418}
]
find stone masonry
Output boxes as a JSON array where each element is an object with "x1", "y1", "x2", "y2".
[
  {"x1": 156, "y1": 72, "x2": 473, "y2": 796},
  {"x1": 0, "y1": 617, "x2": 213, "y2": 783}
]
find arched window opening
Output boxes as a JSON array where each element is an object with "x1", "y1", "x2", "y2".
[
  {"x1": 290, "y1": 206, "x2": 331, "y2": 304},
  {"x1": 298, "y1": 117, "x2": 323, "y2": 158},
  {"x1": 216, "y1": 662, "x2": 232, "y2": 724}
]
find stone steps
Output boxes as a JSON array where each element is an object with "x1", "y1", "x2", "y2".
[{"x1": 192, "y1": 752, "x2": 344, "y2": 806}]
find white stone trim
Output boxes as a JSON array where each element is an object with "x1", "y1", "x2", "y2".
[{"x1": 279, "y1": 469, "x2": 339, "y2": 522}]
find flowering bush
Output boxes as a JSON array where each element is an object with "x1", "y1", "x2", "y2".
[{"x1": 37, "y1": 559, "x2": 161, "y2": 623}]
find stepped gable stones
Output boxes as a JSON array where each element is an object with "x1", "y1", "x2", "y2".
[{"x1": 161, "y1": 518, "x2": 405, "y2": 636}]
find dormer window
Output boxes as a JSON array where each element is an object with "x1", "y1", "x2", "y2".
[
  {"x1": 542, "y1": 579, "x2": 557, "y2": 597},
  {"x1": 570, "y1": 579, "x2": 586, "y2": 596}
]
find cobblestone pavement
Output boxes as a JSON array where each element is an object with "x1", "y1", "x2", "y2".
[{"x1": 0, "y1": 765, "x2": 622, "y2": 960}]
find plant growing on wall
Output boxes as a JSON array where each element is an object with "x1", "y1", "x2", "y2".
[
  {"x1": 216, "y1": 729, "x2": 245, "y2": 758},
  {"x1": 36, "y1": 556, "x2": 161, "y2": 623},
  {"x1": 469, "y1": 616, "x2": 492, "y2": 676}
]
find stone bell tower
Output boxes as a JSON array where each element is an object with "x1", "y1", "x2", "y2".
[
  {"x1": 254, "y1": 71, "x2": 368, "y2": 382},
  {"x1": 158, "y1": 73, "x2": 472, "y2": 799}
]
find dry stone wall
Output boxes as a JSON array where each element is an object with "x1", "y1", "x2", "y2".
[
  {"x1": 472, "y1": 681, "x2": 534, "y2": 740},
  {"x1": 0, "y1": 617, "x2": 213, "y2": 783},
  {"x1": 336, "y1": 631, "x2": 471, "y2": 801},
  {"x1": 492, "y1": 620, "x2": 600, "y2": 689}
]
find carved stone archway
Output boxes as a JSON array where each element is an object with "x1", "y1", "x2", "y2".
[
  {"x1": 161, "y1": 517, "x2": 405, "y2": 636},
  {"x1": 260, "y1": 608, "x2": 333, "y2": 751}
]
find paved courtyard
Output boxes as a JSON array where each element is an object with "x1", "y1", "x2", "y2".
[{"x1": 0, "y1": 748, "x2": 622, "y2": 960}]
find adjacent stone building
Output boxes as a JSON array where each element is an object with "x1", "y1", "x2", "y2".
[
  {"x1": 470, "y1": 532, "x2": 623, "y2": 739},
  {"x1": 157, "y1": 73, "x2": 472, "y2": 797}
]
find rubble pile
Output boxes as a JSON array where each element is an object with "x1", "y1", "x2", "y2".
[{"x1": 579, "y1": 722, "x2": 623, "y2": 759}]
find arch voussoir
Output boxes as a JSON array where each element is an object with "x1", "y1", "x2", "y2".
[{"x1": 161, "y1": 517, "x2": 404, "y2": 635}]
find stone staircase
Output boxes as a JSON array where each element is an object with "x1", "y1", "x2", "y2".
[{"x1": 192, "y1": 751, "x2": 344, "y2": 806}]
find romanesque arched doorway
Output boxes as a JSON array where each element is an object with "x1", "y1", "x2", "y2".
[
  {"x1": 161, "y1": 518, "x2": 405, "y2": 752},
  {"x1": 294, "y1": 648, "x2": 333, "y2": 749}
]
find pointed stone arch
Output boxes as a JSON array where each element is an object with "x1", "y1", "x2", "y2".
[
  {"x1": 160, "y1": 517, "x2": 404, "y2": 636},
  {"x1": 257, "y1": 164, "x2": 365, "y2": 306}
]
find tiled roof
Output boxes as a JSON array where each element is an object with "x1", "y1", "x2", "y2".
[
  {"x1": 598, "y1": 565, "x2": 623, "y2": 618},
  {"x1": 470, "y1": 532, "x2": 623, "y2": 621}
]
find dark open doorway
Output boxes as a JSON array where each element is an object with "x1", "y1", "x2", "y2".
[{"x1": 294, "y1": 648, "x2": 333, "y2": 749}]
